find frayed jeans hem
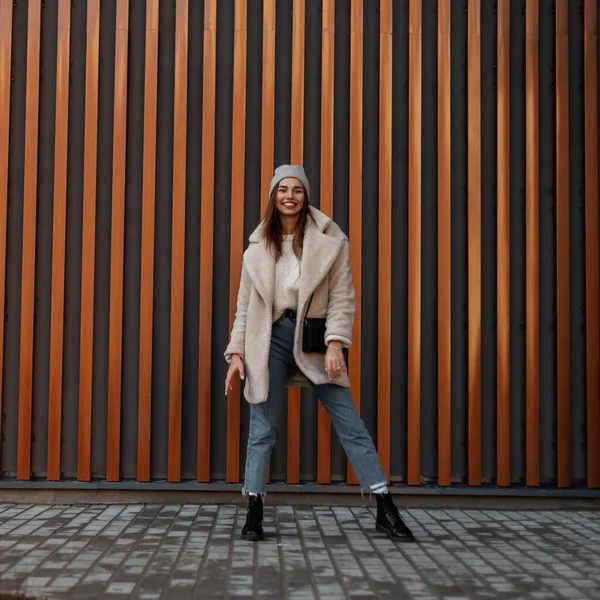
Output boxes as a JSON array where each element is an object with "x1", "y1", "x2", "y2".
[{"x1": 242, "y1": 488, "x2": 267, "y2": 499}]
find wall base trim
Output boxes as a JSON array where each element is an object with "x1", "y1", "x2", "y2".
[{"x1": 0, "y1": 480, "x2": 597, "y2": 509}]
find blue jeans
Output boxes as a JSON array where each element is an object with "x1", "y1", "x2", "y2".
[{"x1": 243, "y1": 316, "x2": 387, "y2": 494}]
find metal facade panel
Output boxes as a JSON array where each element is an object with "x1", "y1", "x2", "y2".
[
  {"x1": 509, "y1": 1, "x2": 527, "y2": 484},
  {"x1": 568, "y1": 0, "x2": 588, "y2": 484},
  {"x1": 120, "y1": 0, "x2": 146, "y2": 481},
  {"x1": 390, "y1": 0, "x2": 410, "y2": 482},
  {"x1": 331, "y1": 0, "x2": 351, "y2": 481},
  {"x1": 62, "y1": 0, "x2": 87, "y2": 480},
  {"x1": 420, "y1": 0, "x2": 438, "y2": 480},
  {"x1": 361, "y1": 0, "x2": 379, "y2": 466},
  {"x1": 481, "y1": 0, "x2": 498, "y2": 482},
  {"x1": 450, "y1": 0, "x2": 468, "y2": 481}
]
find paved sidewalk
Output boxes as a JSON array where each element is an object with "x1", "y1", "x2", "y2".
[{"x1": 0, "y1": 503, "x2": 598, "y2": 599}]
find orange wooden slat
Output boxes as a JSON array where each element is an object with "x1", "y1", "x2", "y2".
[
  {"x1": 290, "y1": 0, "x2": 305, "y2": 161},
  {"x1": 106, "y1": 0, "x2": 130, "y2": 483},
  {"x1": 467, "y1": 0, "x2": 481, "y2": 487},
  {"x1": 77, "y1": 0, "x2": 101, "y2": 482},
  {"x1": 0, "y1": 0, "x2": 13, "y2": 469},
  {"x1": 496, "y1": 0, "x2": 511, "y2": 488},
  {"x1": 555, "y1": 0, "x2": 570, "y2": 488},
  {"x1": 347, "y1": 0, "x2": 363, "y2": 486},
  {"x1": 584, "y1": 0, "x2": 600, "y2": 488},
  {"x1": 377, "y1": 0, "x2": 392, "y2": 482},
  {"x1": 317, "y1": 0, "x2": 334, "y2": 484},
  {"x1": 197, "y1": 0, "x2": 217, "y2": 483},
  {"x1": 525, "y1": 0, "x2": 540, "y2": 487},
  {"x1": 260, "y1": 0, "x2": 275, "y2": 214},
  {"x1": 47, "y1": 0, "x2": 71, "y2": 481},
  {"x1": 317, "y1": 403, "x2": 330, "y2": 483},
  {"x1": 407, "y1": 0, "x2": 422, "y2": 486},
  {"x1": 437, "y1": 0, "x2": 451, "y2": 487},
  {"x1": 167, "y1": 0, "x2": 189, "y2": 483},
  {"x1": 320, "y1": 0, "x2": 334, "y2": 220},
  {"x1": 286, "y1": 0, "x2": 305, "y2": 486},
  {"x1": 226, "y1": 0, "x2": 247, "y2": 483},
  {"x1": 137, "y1": 0, "x2": 159, "y2": 482},
  {"x1": 286, "y1": 396, "x2": 300, "y2": 484},
  {"x1": 16, "y1": 0, "x2": 41, "y2": 481}
]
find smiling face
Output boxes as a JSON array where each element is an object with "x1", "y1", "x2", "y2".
[{"x1": 275, "y1": 177, "x2": 305, "y2": 218}]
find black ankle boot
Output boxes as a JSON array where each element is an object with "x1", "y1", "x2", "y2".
[
  {"x1": 241, "y1": 494, "x2": 264, "y2": 541},
  {"x1": 375, "y1": 493, "x2": 415, "y2": 542}
]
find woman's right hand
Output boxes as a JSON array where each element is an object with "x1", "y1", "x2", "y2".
[{"x1": 225, "y1": 355, "x2": 245, "y2": 395}]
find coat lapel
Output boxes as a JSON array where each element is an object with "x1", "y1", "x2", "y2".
[
  {"x1": 297, "y1": 211, "x2": 343, "y2": 313},
  {"x1": 243, "y1": 241, "x2": 275, "y2": 308}
]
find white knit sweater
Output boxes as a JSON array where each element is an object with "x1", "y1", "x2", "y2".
[{"x1": 273, "y1": 234, "x2": 301, "y2": 321}]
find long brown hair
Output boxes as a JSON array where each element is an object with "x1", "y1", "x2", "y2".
[{"x1": 261, "y1": 185, "x2": 311, "y2": 260}]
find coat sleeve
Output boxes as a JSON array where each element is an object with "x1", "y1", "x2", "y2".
[
  {"x1": 224, "y1": 262, "x2": 251, "y2": 363},
  {"x1": 325, "y1": 239, "x2": 356, "y2": 348}
]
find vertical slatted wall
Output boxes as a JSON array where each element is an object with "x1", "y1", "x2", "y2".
[{"x1": 0, "y1": 0, "x2": 599, "y2": 491}]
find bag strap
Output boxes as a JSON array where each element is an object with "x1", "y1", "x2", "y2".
[{"x1": 304, "y1": 292, "x2": 314, "y2": 319}]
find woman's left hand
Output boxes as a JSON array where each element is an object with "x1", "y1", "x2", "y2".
[{"x1": 325, "y1": 344, "x2": 346, "y2": 380}]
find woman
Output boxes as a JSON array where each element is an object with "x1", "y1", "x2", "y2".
[{"x1": 225, "y1": 165, "x2": 414, "y2": 543}]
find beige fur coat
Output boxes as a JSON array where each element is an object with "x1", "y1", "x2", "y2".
[{"x1": 224, "y1": 207, "x2": 356, "y2": 404}]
